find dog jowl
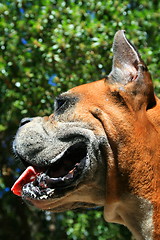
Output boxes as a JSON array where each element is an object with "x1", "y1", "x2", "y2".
[{"x1": 12, "y1": 30, "x2": 160, "y2": 240}]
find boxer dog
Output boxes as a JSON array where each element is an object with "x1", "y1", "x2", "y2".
[{"x1": 12, "y1": 30, "x2": 160, "y2": 240}]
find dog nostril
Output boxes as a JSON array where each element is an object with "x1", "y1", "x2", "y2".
[{"x1": 19, "y1": 118, "x2": 33, "y2": 127}]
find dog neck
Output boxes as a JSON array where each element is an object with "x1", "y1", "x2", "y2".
[{"x1": 104, "y1": 194, "x2": 153, "y2": 240}]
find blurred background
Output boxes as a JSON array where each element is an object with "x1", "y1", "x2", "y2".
[{"x1": 0, "y1": 0, "x2": 160, "y2": 239}]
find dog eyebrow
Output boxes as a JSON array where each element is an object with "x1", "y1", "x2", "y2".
[{"x1": 53, "y1": 92, "x2": 75, "y2": 103}]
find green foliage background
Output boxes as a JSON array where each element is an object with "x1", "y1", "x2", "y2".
[{"x1": 0, "y1": 0, "x2": 159, "y2": 239}]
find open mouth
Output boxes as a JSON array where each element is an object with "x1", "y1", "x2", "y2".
[{"x1": 11, "y1": 142, "x2": 88, "y2": 200}]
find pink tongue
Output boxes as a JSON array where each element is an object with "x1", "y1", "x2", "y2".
[{"x1": 11, "y1": 166, "x2": 39, "y2": 197}]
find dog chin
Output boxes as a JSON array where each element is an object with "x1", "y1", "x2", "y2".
[{"x1": 25, "y1": 196, "x2": 99, "y2": 212}]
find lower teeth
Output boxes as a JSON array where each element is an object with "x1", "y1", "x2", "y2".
[
  {"x1": 34, "y1": 168, "x2": 76, "y2": 190},
  {"x1": 47, "y1": 189, "x2": 55, "y2": 197}
]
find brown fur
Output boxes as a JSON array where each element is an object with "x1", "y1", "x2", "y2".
[{"x1": 13, "y1": 31, "x2": 160, "y2": 239}]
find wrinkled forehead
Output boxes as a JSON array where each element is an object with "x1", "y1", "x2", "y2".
[
  {"x1": 67, "y1": 79, "x2": 109, "y2": 106},
  {"x1": 69, "y1": 79, "x2": 107, "y2": 96}
]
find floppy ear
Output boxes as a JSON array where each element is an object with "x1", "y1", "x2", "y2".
[{"x1": 107, "y1": 30, "x2": 156, "y2": 111}]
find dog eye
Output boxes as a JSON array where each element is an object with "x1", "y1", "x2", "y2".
[
  {"x1": 54, "y1": 98, "x2": 67, "y2": 112},
  {"x1": 54, "y1": 95, "x2": 78, "y2": 114}
]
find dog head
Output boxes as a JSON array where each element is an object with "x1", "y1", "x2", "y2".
[{"x1": 12, "y1": 31, "x2": 158, "y2": 221}]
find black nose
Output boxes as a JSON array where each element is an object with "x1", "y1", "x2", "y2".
[{"x1": 19, "y1": 118, "x2": 33, "y2": 127}]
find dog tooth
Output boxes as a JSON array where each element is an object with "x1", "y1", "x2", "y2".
[
  {"x1": 39, "y1": 181, "x2": 47, "y2": 189},
  {"x1": 69, "y1": 168, "x2": 75, "y2": 174},
  {"x1": 30, "y1": 176, "x2": 36, "y2": 181},
  {"x1": 39, "y1": 195, "x2": 48, "y2": 200},
  {"x1": 47, "y1": 189, "x2": 55, "y2": 196}
]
